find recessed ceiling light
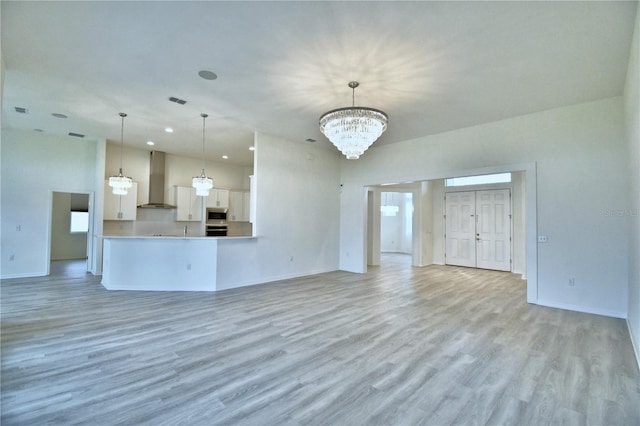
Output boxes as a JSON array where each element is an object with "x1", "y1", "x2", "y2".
[
  {"x1": 52, "y1": 113, "x2": 68, "y2": 119},
  {"x1": 164, "y1": 127, "x2": 173, "y2": 133},
  {"x1": 222, "y1": 155, "x2": 229, "y2": 159},
  {"x1": 198, "y1": 70, "x2": 218, "y2": 81},
  {"x1": 249, "y1": 146, "x2": 255, "y2": 151},
  {"x1": 147, "y1": 141, "x2": 155, "y2": 146}
]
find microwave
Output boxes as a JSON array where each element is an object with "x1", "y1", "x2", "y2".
[{"x1": 206, "y1": 208, "x2": 228, "y2": 223}]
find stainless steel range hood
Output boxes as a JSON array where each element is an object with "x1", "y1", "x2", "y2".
[{"x1": 138, "y1": 151, "x2": 176, "y2": 209}]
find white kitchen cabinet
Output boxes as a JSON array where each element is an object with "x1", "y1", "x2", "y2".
[
  {"x1": 175, "y1": 186, "x2": 203, "y2": 221},
  {"x1": 229, "y1": 191, "x2": 250, "y2": 222},
  {"x1": 104, "y1": 181, "x2": 138, "y2": 220},
  {"x1": 205, "y1": 188, "x2": 229, "y2": 209}
]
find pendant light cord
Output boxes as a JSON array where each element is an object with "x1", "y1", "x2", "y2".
[
  {"x1": 201, "y1": 113, "x2": 208, "y2": 176},
  {"x1": 119, "y1": 112, "x2": 127, "y2": 175}
]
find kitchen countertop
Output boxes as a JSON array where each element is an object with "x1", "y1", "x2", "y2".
[{"x1": 101, "y1": 235, "x2": 255, "y2": 240}]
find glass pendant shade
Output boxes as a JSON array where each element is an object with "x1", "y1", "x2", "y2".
[
  {"x1": 110, "y1": 112, "x2": 132, "y2": 195},
  {"x1": 319, "y1": 82, "x2": 388, "y2": 160},
  {"x1": 109, "y1": 169, "x2": 133, "y2": 195},
  {"x1": 193, "y1": 172, "x2": 213, "y2": 196},
  {"x1": 193, "y1": 113, "x2": 213, "y2": 196}
]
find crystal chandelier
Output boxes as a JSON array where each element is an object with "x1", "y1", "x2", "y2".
[
  {"x1": 108, "y1": 112, "x2": 133, "y2": 195},
  {"x1": 192, "y1": 113, "x2": 213, "y2": 196},
  {"x1": 319, "y1": 81, "x2": 388, "y2": 160}
]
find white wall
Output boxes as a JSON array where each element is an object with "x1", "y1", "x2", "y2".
[
  {"x1": 216, "y1": 132, "x2": 340, "y2": 290},
  {"x1": 624, "y1": 7, "x2": 640, "y2": 365},
  {"x1": 1, "y1": 129, "x2": 100, "y2": 278},
  {"x1": 340, "y1": 97, "x2": 629, "y2": 318},
  {"x1": 419, "y1": 181, "x2": 434, "y2": 266}
]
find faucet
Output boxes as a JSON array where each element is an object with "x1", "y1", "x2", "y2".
[{"x1": 183, "y1": 225, "x2": 188, "y2": 237}]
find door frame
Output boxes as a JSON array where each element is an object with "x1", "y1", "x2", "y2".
[
  {"x1": 46, "y1": 190, "x2": 96, "y2": 275},
  {"x1": 444, "y1": 188, "x2": 513, "y2": 271},
  {"x1": 366, "y1": 185, "x2": 422, "y2": 267},
  {"x1": 362, "y1": 162, "x2": 538, "y2": 303}
]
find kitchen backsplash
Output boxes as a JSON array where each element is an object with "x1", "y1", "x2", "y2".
[{"x1": 103, "y1": 208, "x2": 206, "y2": 237}]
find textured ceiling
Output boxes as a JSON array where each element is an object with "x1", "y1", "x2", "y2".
[{"x1": 2, "y1": 1, "x2": 637, "y2": 166}]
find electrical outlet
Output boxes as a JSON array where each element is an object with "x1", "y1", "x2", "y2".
[
  {"x1": 537, "y1": 235, "x2": 548, "y2": 243},
  {"x1": 186, "y1": 263, "x2": 191, "y2": 270},
  {"x1": 16, "y1": 225, "x2": 21, "y2": 231},
  {"x1": 569, "y1": 278, "x2": 575, "y2": 287},
  {"x1": 289, "y1": 256, "x2": 294, "y2": 262},
  {"x1": 9, "y1": 254, "x2": 15, "y2": 261}
]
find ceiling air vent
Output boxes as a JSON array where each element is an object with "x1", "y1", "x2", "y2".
[
  {"x1": 15, "y1": 107, "x2": 28, "y2": 114},
  {"x1": 305, "y1": 138, "x2": 316, "y2": 143},
  {"x1": 68, "y1": 132, "x2": 85, "y2": 138},
  {"x1": 169, "y1": 97, "x2": 187, "y2": 105}
]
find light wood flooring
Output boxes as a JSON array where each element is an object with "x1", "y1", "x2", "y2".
[{"x1": 2, "y1": 255, "x2": 639, "y2": 425}]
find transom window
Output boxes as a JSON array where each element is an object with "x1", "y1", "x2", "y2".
[{"x1": 445, "y1": 172, "x2": 511, "y2": 187}]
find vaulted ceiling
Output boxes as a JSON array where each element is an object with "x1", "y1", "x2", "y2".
[{"x1": 2, "y1": 1, "x2": 637, "y2": 166}]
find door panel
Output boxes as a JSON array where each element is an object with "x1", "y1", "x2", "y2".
[
  {"x1": 445, "y1": 192, "x2": 476, "y2": 267},
  {"x1": 476, "y1": 189, "x2": 511, "y2": 271},
  {"x1": 445, "y1": 189, "x2": 511, "y2": 271}
]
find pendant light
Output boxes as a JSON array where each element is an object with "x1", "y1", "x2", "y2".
[
  {"x1": 319, "y1": 81, "x2": 388, "y2": 160},
  {"x1": 192, "y1": 113, "x2": 213, "y2": 196},
  {"x1": 108, "y1": 112, "x2": 133, "y2": 195}
]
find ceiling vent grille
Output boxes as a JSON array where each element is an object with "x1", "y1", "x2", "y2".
[
  {"x1": 169, "y1": 97, "x2": 187, "y2": 105},
  {"x1": 68, "y1": 132, "x2": 85, "y2": 138},
  {"x1": 15, "y1": 107, "x2": 28, "y2": 114}
]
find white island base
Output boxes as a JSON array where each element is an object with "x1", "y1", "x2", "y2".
[{"x1": 102, "y1": 237, "x2": 218, "y2": 291}]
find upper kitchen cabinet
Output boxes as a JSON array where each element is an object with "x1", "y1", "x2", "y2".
[
  {"x1": 175, "y1": 186, "x2": 203, "y2": 221},
  {"x1": 206, "y1": 188, "x2": 229, "y2": 209},
  {"x1": 104, "y1": 181, "x2": 138, "y2": 220},
  {"x1": 229, "y1": 191, "x2": 250, "y2": 222}
]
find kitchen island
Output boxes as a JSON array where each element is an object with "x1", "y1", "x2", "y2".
[{"x1": 101, "y1": 235, "x2": 254, "y2": 291}]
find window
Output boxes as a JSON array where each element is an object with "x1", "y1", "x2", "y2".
[
  {"x1": 445, "y1": 172, "x2": 511, "y2": 187},
  {"x1": 70, "y1": 211, "x2": 89, "y2": 233}
]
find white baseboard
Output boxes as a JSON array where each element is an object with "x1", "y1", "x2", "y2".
[
  {"x1": 1, "y1": 271, "x2": 47, "y2": 279},
  {"x1": 536, "y1": 298, "x2": 626, "y2": 319},
  {"x1": 627, "y1": 319, "x2": 640, "y2": 371}
]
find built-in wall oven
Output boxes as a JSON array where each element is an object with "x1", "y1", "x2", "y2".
[{"x1": 206, "y1": 208, "x2": 228, "y2": 237}]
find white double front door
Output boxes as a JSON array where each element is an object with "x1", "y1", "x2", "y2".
[{"x1": 445, "y1": 189, "x2": 511, "y2": 271}]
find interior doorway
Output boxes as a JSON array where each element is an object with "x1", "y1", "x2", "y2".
[
  {"x1": 380, "y1": 192, "x2": 413, "y2": 256},
  {"x1": 445, "y1": 189, "x2": 512, "y2": 271},
  {"x1": 50, "y1": 192, "x2": 92, "y2": 274}
]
